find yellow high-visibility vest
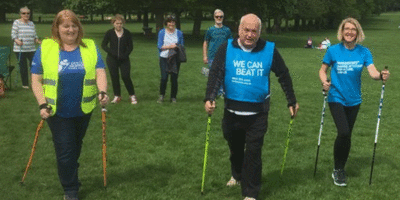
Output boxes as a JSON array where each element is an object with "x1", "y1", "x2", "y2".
[{"x1": 41, "y1": 38, "x2": 98, "y2": 115}]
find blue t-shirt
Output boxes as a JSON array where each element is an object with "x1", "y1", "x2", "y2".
[
  {"x1": 204, "y1": 25, "x2": 232, "y2": 61},
  {"x1": 31, "y1": 46, "x2": 105, "y2": 118},
  {"x1": 323, "y1": 43, "x2": 373, "y2": 106}
]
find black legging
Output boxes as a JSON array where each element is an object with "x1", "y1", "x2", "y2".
[
  {"x1": 15, "y1": 51, "x2": 35, "y2": 87},
  {"x1": 329, "y1": 102, "x2": 360, "y2": 170},
  {"x1": 106, "y1": 55, "x2": 135, "y2": 97}
]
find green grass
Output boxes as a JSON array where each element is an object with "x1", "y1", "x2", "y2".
[{"x1": 1, "y1": 13, "x2": 400, "y2": 200}]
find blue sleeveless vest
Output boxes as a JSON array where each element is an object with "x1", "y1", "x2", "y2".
[{"x1": 224, "y1": 39, "x2": 275, "y2": 103}]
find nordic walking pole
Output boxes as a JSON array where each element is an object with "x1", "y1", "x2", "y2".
[
  {"x1": 281, "y1": 115, "x2": 294, "y2": 175},
  {"x1": 314, "y1": 87, "x2": 329, "y2": 176},
  {"x1": 21, "y1": 106, "x2": 51, "y2": 184},
  {"x1": 369, "y1": 66, "x2": 388, "y2": 185},
  {"x1": 101, "y1": 105, "x2": 107, "y2": 188},
  {"x1": 15, "y1": 47, "x2": 22, "y2": 86},
  {"x1": 201, "y1": 112, "x2": 212, "y2": 194}
]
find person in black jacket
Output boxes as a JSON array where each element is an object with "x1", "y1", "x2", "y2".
[
  {"x1": 102, "y1": 14, "x2": 137, "y2": 104},
  {"x1": 204, "y1": 14, "x2": 299, "y2": 200}
]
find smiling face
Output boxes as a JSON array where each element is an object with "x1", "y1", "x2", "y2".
[
  {"x1": 342, "y1": 22, "x2": 357, "y2": 43},
  {"x1": 58, "y1": 19, "x2": 79, "y2": 45},
  {"x1": 166, "y1": 20, "x2": 175, "y2": 31},
  {"x1": 238, "y1": 14, "x2": 261, "y2": 49},
  {"x1": 214, "y1": 12, "x2": 224, "y2": 25},
  {"x1": 20, "y1": 8, "x2": 30, "y2": 22},
  {"x1": 113, "y1": 19, "x2": 123, "y2": 31}
]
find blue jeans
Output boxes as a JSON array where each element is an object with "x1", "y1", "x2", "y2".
[{"x1": 47, "y1": 113, "x2": 92, "y2": 193}]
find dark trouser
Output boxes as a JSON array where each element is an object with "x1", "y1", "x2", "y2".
[
  {"x1": 106, "y1": 55, "x2": 135, "y2": 97},
  {"x1": 159, "y1": 57, "x2": 180, "y2": 99},
  {"x1": 47, "y1": 113, "x2": 92, "y2": 194},
  {"x1": 329, "y1": 102, "x2": 360, "y2": 170},
  {"x1": 222, "y1": 109, "x2": 268, "y2": 199},
  {"x1": 15, "y1": 51, "x2": 35, "y2": 87}
]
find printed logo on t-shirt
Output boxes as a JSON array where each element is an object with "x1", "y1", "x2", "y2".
[
  {"x1": 58, "y1": 59, "x2": 84, "y2": 73},
  {"x1": 337, "y1": 61, "x2": 363, "y2": 74}
]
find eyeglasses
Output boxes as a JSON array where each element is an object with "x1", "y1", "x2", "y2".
[
  {"x1": 21, "y1": 12, "x2": 30, "y2": 15},
  {"x1": 215, "y1": 16, "x2": 224, "y2": 19}
]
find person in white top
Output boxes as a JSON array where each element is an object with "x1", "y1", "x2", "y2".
[{"x1": 11, "y1": 6, "x2": 41, "y2": 89}]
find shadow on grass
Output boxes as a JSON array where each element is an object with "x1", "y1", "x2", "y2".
[{"x1": 79, "y1": 163, "x2": 177, "y2": 199}]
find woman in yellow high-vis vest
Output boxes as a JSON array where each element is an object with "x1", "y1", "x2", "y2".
[{"x1": 31, "y1": 10, "x2": 108, "y2": 200}]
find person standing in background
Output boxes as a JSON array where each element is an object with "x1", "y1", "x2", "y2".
[
  {"x1": 11, "y1": 6, "x2": 41, "y2": 89},
  {"x1": 102, "y1": 14, "x2": 137, "y2": 104}
]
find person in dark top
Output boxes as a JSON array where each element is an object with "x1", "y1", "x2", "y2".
[
  {"x1": 204, "y1": 13, "x2": 299, "y2": 200},
  {"x1": 102, "y1": 14, "x2": 137, "y2": 104}
]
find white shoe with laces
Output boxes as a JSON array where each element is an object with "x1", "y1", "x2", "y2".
[
  {"x1": 130, "y1": 95, "x2": 137, "y2": 104},
  {"x1": 243, "y1": 197, "x2": 256, "y2": 200},
  {"x1": 111, "y1": 96, "x2": 121, "y2": 104},
  {"x1": 226, "y1": 176, "x2": 240, "y2": 187}
]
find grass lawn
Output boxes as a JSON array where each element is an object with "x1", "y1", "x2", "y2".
[{"x1": 0, "y1": 13, "x2": 399, "y2": 200}]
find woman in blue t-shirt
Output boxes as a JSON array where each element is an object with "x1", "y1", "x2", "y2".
[
  {"x1": 31, "y1": 10, "x2": 108, "y2": 200},
  {"x1": 319, "y1": 17, "x2": 390, "y2": 187}
]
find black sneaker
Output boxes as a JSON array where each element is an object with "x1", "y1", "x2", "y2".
[{"x1": 332, "y1": 169, "x2": 347, "y2": 186}]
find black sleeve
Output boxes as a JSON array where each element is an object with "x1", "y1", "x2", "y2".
[
  {"x1": 204, "y1": 42, "x2": 227, "y2": 102},
  {"x1": 271, "y1": 48, "x2": 297, "y2": 107},
  {"x1": 101, "y1": 30, "x2": 112, "y2": 55},
  {"x1": 123, "y1": 30, "x2": 133, "y2": 58}
]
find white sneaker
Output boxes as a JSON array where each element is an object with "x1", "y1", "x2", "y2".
[
  {"x1": 130, "y1": 95, "x2": 137, "y2": 104},
  {"x1": 111, "y1": 96, "x2": 121, "y2": 104},
  {"x1": 226, "y1": 176, "x2": 240, "y2": 187},
  {"x1": 244, "y1": 197, "x2": 256, "y2": 200}
]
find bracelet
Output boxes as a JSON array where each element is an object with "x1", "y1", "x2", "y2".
[
  {"x1": 39, "y1": 103, "x2": 48, "y2": 110},
  {"x1": 99, "y1": 91, "x2": 107, "y2": 95}
]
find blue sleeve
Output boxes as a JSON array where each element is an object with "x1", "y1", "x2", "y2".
[
  {"x1": 96, "y1": 45, "x2": 105, "y2": 69},
  {"x1": 364, "y1": 48, "x2": 373, "y2": 67},
  {"x1": 228, "y1": 29, "x2": 233, "y2": 39},
  {"x1": 157, "y1": 29, "x2": 165, "y2": 51},
  {"x1": 178, "y1": 30, "x2": 184, "y2": 46},
  {"x1": 204, "y1": 28, "x2": 210, "y2": 42},
  {"x1": 31, "y1": 47, "x2": 43, "y2": 74},
  {"x1": 322, "y1": 48, "x2": 332, "y2": 66}
]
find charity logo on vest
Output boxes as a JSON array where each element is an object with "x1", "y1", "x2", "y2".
[
  {"x1": 233, "y1": 60, "x2": 265, "y2": 76},
  {"x1": 337, "y1": 61, "x2": 362, "y2": 74}
]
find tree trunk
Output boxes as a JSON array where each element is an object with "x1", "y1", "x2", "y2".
[
  {"x1": 0, "y1": 9, "x2": 6, "y2": 22},
  {"x1": 174, "y1": 10, "x2": 183, "y2": 30},
  {"x1": 273, "y1": 17, "x2": 281, "y2": 33},
  {"x1": 143, "y1": 8, "x2": 149, "y2": 28},
  {"x1": 154, "y1": 8, "x2": 164, "y2": 34},
  {"x1": 192, "y1": 9, "x2": 202, "y2": 36},
  {"x1": 294, "y1": 15, "x2": 300, "y2": 31}
]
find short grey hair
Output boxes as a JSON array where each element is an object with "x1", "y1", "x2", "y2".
[
  {"x1": 20, "y1": 6, "x2": 30, "y2": 13},
  {"x1": 214, "y1": 9, "x2": 224, "y2": 16},
  {"x1": 240, "y1": 14, "x2": 262, "y2": 34}
]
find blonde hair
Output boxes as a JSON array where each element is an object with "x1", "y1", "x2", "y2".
[
  {"x1": 337, "y1": 17, "x2": 365, "y2": 43},
  {"x1": 51, "y1": 10, "x2": 86, "y2": 49},
  {"x1": 111, "y1": 14, "x2": 125, "y2": 24}
]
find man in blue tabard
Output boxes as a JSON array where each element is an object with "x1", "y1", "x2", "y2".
[{"x1": 204, "y1": 14, "x2": 299, "y2": 200}]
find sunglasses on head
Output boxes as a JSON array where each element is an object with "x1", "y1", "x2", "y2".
[
  {"x1": 215, "y1": 16, "x2": 223, "y2": 19},
  {"x1": 21, "y1": 12, "x2": 30, "y2": 15}
]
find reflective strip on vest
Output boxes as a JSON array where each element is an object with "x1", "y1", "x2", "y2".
[
  {"x1": 43, "y1": 79, "x2": 56, "y2": 86},
  {"x1": 84, "y1": 79, "x2": 96, "y2": 85}
]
